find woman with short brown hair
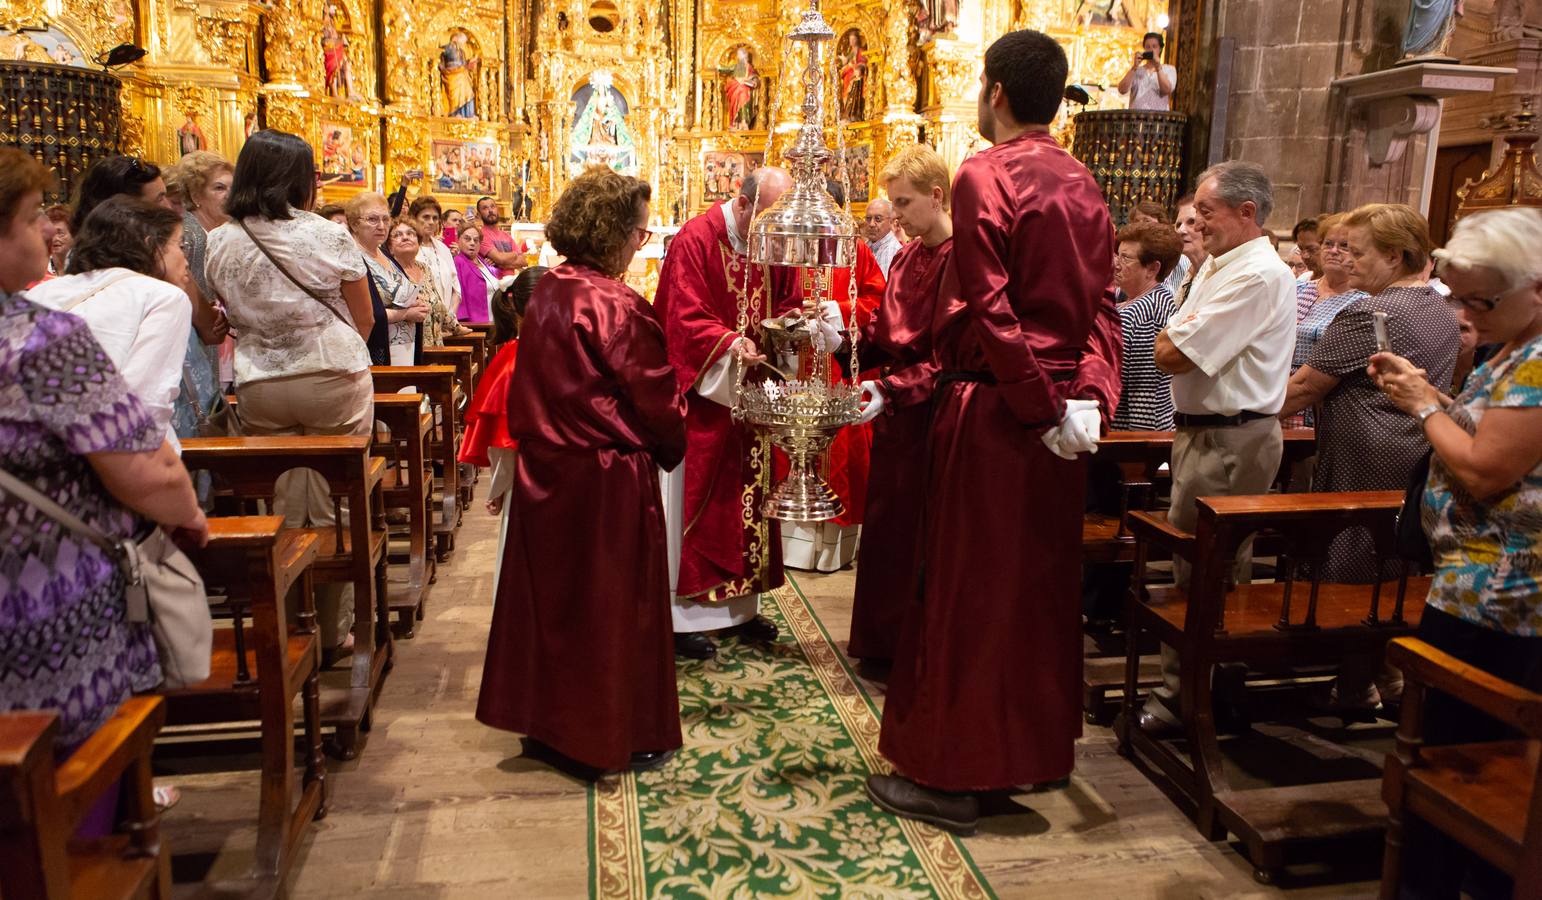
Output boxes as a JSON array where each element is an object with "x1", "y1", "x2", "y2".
[{"x1": 475, "y1": 167, "x2": 687, "y2": 776}]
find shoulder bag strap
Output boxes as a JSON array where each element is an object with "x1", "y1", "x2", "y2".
[
  {"x1": 235, "y1": 218, "x2": 354, "y2": 328},
  {"x1": 0, "y1": 467, "x2": 124, "y2": 561},
  {"x1": 57, "y1": 271, "x2": 140, "y2": 314}
]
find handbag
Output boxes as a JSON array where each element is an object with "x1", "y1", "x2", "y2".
[
  {"x1": 0, "y1": 468, "x2": 211, "y2": 689},
  {"x1": 181, "y1": 366, "x2": 241, "y2": 437},
  {"x1": 1396, "y1": 450, "x2": 1434, "y2": 570}
]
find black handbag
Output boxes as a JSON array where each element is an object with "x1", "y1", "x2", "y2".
[{"x1": 1396, "y1": 450, "x2": 1434, "y2": 569}]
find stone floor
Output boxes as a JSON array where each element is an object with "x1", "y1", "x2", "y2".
[{"x1": 159, "y1": 477, "x2": 1380, "y2": 898}]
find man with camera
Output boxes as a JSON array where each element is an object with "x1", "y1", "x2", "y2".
[{"x1": 1117, "y1": 32, "x2": 1176, "y2": 111}]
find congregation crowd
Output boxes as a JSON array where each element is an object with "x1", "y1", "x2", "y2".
[{"x1": 1, "y1": 25, "x2": 1540, "y2": 900}]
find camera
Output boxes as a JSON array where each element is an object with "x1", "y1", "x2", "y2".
[{"x1": 1140, "y1": 51, "x2": 1155, "y2": 61}]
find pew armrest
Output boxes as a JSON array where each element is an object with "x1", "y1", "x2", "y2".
[
  {"x1": 1126, "y1": 509, "x2": 1194, "y2": 557},
  {"x1": 1389, "y1": 637, "x2": 1542, "y2": 739},
  {"x1": 54, "y1": 697, "x2": 166, "y2": 828}
]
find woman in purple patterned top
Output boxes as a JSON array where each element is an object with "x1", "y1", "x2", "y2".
[{"x1": 0, "y1": 149, "x2": 207, "y2": 755}]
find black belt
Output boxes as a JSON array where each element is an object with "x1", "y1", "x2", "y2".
[
  {"x1": 935, "y1": 369, "x2": 1076, "y2": 389},
  {"x1": 1173, "y1": 410, "x2": 1273, "y2": 428}
]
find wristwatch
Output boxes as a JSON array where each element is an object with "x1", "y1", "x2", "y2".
[{"x1": 1414, "y1": 403, "x2": 1442, "y2": 424}]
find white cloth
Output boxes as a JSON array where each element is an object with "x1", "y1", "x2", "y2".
[
  {"x1": 1161, "y1": 253, "x2": 1191, "y2": 299},
  {"x1": 867, "y1": 232, "x2": 902, "y2": 277},
  {"x1": 782, "y1": 521, "x2": 860, "y2": 573},
  {"x1": 1124, "y1": 63, "x2": 1177, "y2": 110},
  {"x1": 418, "y1": 239, "x2": 460, "y2": 314},
  {"x1": 28, "y1": 269, "x2": 192, "y2": 450},
  {"x1": 487, "y1": 446, "x2": 515, "y2": 592},
  {"x1": 205, "y1": 209, "x2": 369, "y2": 385},
  {"x1": 661, "y1": 461, "x2": 758, "y2": 632},
  {"x1": 721, "y1": 201, "x2": 747, "y2": 254},
  {"x1": 1165, "y1": 236, "x2": 1297, "y2": 416}
]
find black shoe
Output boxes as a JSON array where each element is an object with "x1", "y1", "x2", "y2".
[
  {"x1": 736, "y1": 614, "x2": 778, "y2": 645},
  {"x1": 629, "y1": 749, "x2": 675, "y2": 772},
  {"x1": 1136, "y1": 708, "x2": 1183, "y2": 740},
  {"x1": 865, "y1": 774, "x2": 979, "y2": 835},
  {"x1": 675, "y1": 632, "x2": 717, "y2": 660}
]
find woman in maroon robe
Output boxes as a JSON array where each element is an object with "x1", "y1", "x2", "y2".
[{"x1": 475, "y1": 167, "x2": 687, "y2": 775}]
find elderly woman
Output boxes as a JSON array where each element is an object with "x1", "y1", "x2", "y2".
[
  {"x1": 408, "y1": 195, "x2": 464, "y2": 324},
  {"x1": 204, "y1": 129, "x2": 375, "y2": 651},
  {"x1": 387, "y1": 217, "x2": 464, "y2": 348},
  {"x1": 347, "y1": 192, "x2": 428, "y2": 366},
  {"x1": 1369, "y1": 206, "x2": 1542, "y2": 900},
  {"x1": 1286, "y1": 212, "x2": 1368, "y2": 427},
  {"x1": 453, "y1": 222, "x2": 500, "y2": 322},
  {"x1": 475, "y1": 167, "x2": 686, "y2": 778},
  {"x1": 1111, "y1": 220, "x2": 1183, "y2": 431},
  {"x1": 166, "y1": 150, "x2": 235, "y2": 434},
  {"x1": 1, "y1": 149, "x2": 205, "y2": 833},
  {"x1": 1279, "y1": 203, "x2": 1459, "y2": 582},
  {"x1": 28, "y1": 198, "x2": 194, "y2": 449}
]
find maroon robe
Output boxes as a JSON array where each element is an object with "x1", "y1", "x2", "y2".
[
  {"x1": 847, "y1": 236, "x2": 952, "y2": 661},
  {"x1": 476, "y1": 262, "x2": 687, "y2": 771},
  {"x1": 653, "y1": 202, "x2": 799, "y2": 602},
  {"x1": 877, "y1": 131, "x2": 1122, "y2": 791}
]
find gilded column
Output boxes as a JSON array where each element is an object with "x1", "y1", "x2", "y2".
[
  {"x1": 922, "y1": 37, "x2": 982, "y2": 174},
  {"x1": 878, "y1": 5, "x2": 920, "y2": 170}
]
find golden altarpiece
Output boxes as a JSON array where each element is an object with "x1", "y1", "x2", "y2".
[{"x1": 0, "y1": 0, "x2": 1164, "y2": 222}]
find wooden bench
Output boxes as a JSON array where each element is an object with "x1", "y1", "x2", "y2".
[
  {"x1": 372, "y1": 365, "x2": 462, "y2": 562},
  {"x1": 164, "y1": 516, "x2": 323, "y2": 889},
  {"x1": 1116, "y1": 490, "x2": 1429, "y2": 882},
  {"x1": 1081, "y1": 429, "x2": 1319, "y2": 723},
  {"x1": 0, "y1": 697, "x2": 169, "y2": 899},
  {"x1": 442, "y1": 331, "x2": 488, "y2": 391},
  {"x1": 418, "y1": 347, "x2": 479, "y2": 511},
  {"x1": 182, "y1": 436, "x2": 391, "y2": 760},
  {"x1": 1380, "y1": 637, "x2": 1542, "y2": 899},
  {"x1": 372, "y1": 393, "x2": 435, "y2": 635}
]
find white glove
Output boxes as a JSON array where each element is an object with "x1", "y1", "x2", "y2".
[
  {"x1": 1040, "y1": 424, "x2": 1076, "y2": 460},
  {"x1": 1057, "y1": 399, "x2": 1102, "y2": 456},
  {"x1": 811, "y1": 300, "x2": 845, "y2": 354},
  {"x1": 857, "y1": 380, "x2": 886, "y2": 424}
]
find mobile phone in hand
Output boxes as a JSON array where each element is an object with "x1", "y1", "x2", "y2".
[{"x1": 1373, "y1": 311, "x2": 1392, "y2": 353}]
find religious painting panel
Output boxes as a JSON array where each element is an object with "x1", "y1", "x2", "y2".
[
  {"x1": 701, "y1": 149, "x2": 763, "y2": 202},
  {"x1": 821, "y1": 144, "x2": 872, "y2": 204},
  {"x1": 718, "y1": 44, "x2": 761, "y2": 132},
  {"x1": 320, "y1": 122, "x2": 368, "y2": 186},
  {"x1": 431, "y1": 139, "x2": 500, "y2": 196},
  {"x1": 439, "y1": 28, "x2": 481, "y2": 119},
  {"x1": 836, "y1": 28, "x2": 869, "y2": 123},
  {"x1": 0, "y1": 26, "x2": 89, "y2": 65},
  {"x1": 569, "y1": 72, "x2": 638, "y2": 176},
  {"x1": 320, "y1": 3, "x2": 363, "y2": 101}
]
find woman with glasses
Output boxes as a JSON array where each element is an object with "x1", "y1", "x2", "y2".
[
  {"x1": 1286, "y1": 212, "x2": 1367, "y2": 427},
  {"x1": 475, "y1": 167, "x2": 686, "y2": 778},
  {"x1": 204, "y1": 129, "x2": 376, "y2": 653},
  {"x1": 452, "y1": 222, "x2": 500, "y2": 322},
  {"x1": 1109, "y1": 220, "x2": 1183, "y2": 431},
  {"x1": 347, "y1": 192, "x2": 428, "y2": 366},
  {"x1": 1369, "y1": 206, "x2": 1542, "y2": 900}
]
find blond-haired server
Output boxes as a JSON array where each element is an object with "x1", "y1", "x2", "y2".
[{"x1": 845, "y1": 144, "x2": 954, "y2": 663}]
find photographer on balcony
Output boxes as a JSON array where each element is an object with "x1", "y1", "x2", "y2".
[{"x1": 1118, "y1": 32, "x2": 1176, "y2": 111}]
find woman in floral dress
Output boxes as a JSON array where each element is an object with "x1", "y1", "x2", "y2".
[{"x1": 387, "y1": 218, "x2": 467, "y2": 347}]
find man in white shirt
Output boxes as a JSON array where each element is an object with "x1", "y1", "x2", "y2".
[
  {"x1": 408, "y1": 195, "x2": 461, "y2": 316},
  {"x1": 1138, "y1": 160, "x2": 1297, "y2": 736},
  {"x1": 1117, "y1": 32, "x2": 1177, "y2": 111},
  {"x1": 862, "y1": 197, "x2": 902, "y2": 277}
]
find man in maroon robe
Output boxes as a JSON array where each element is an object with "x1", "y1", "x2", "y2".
[
  {"x1": 866, "y1": 30, "x2": 1122, "y2": 833},
  {"x1": 476, "y1": 170, "x2": 685, "y2": 775},
  {"x1": 653, "y1": 167, "x2": 800, "y2": 660},
  {"x1": 847, "y1": 144, "x2": 954, "y2": 663}
]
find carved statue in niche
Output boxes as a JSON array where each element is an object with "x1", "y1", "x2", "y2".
[
  {"x1": 913, "y1": 0, "x2": 958, "y2": 42},
  {"x1": 1401, "y1": 0, "x2": 1464, "y2": 61},
  {"x1": 178, "y1": 116, "x2": 207, "y2": 155},
  {"x1": 569, "y1": 72, "x2": 637, "y2": 175},
  {"x1": 837, "y1": 29, "x2": 868, "y2": 122},
  {"x1": 717, "y1": 46, "x2": 760, "y2": 131},
  {"x1": 440, "y1": 30, "x2": 480, "y2": 118},
  {"x1": 321, "y1": 4, "x2": 361, "y2": 100}
]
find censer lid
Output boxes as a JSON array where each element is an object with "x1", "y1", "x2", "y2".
[{"x1": 748, "y1": 177, "x2": 856, "y2": 268}]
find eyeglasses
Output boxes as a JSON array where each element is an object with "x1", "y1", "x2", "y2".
[
  {"x1": 1320, "y1": 240, "x2": 1351, "y2": 253},
  {"x1": 1114, "y1": 252, "x2": 1144, "y2": 266},
  {"x1": 634, "y1": 225, "x2": 653, "y2": 243},
  {"x1": 1448, "y1": 293, "x2": 1503, "y2": 313},
  {"x1": 863, "y1": 214, "x2": 890, "y2": 223},
  {"x1": 360, "y1": 215, "x2": 391, "y2": 226}
]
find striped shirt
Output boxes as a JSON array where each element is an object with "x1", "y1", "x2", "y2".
[{"x1": 1112, "y1": 283, "x2": 1177, "y2": 431}]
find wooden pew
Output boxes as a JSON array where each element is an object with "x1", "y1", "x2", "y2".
[
  {"x1": 372, "y1": 393, "x2": 435, "y2": 635},
  {"x1": 443, "y1": 331, "x2": 488, "y2": 391},
  {"x1": 1116, "y1": 490, "x2": 1430, "y2": 883},
  {"x1": 1380, "y1": 637, "x2": 1542, "y2": 899},
  {"x1": 1081, "y1": 429, "x2": 1319, "y2": 723},
  {"x1": 372, "y1": 365, "x2": 461, "y2": 562},
  {"x1": 164, "y1": 516, "x2": 323, "y2": 889},
  {"x1": 418, "y1": 346, "x2": 478, "y2": 511},
  {"x1": 0, "y1": 697, "x2": 170, "y2": 900},
  {"x1": 181, "y1": 436, "x2": 390, "y2": 759}
]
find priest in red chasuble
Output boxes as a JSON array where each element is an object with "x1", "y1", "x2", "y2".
[
  {"x1": 846, "y1": 144, "x2": 954, "y2": 663},
  {"x1": 653, "y1": 167, "x2": 800, "y2": 660},
  {"x1": 475, "y1": 168, "x2": 686, "y2": 775},
  {"x1": 866, "y1": 31, "x2": 1122, "y2": 832}
]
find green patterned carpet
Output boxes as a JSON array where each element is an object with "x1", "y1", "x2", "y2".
[{"x1": 589, "y1": 579, "x2": 993, "y2": 899}]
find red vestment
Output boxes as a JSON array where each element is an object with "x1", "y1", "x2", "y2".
[
  {"x1": 654, "y1": 202, "x2": 799, "y2": 602},
  {"x1": 847, "y1": 236, "x2": 952, "y2": 660},
  {"x1": 476, "y1": 263, "x2": 686, "y2": 771},
  {"x1": 877, "y1": 131, "x2": 1122, "y2": 790},
  {"x1": 457, "y1": 339, "x2": 518, "y2": 467}
]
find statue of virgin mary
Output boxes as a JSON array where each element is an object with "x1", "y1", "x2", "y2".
[{"x1": 1401, "y1": 0, "x2": 1464, "y2": 61}]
